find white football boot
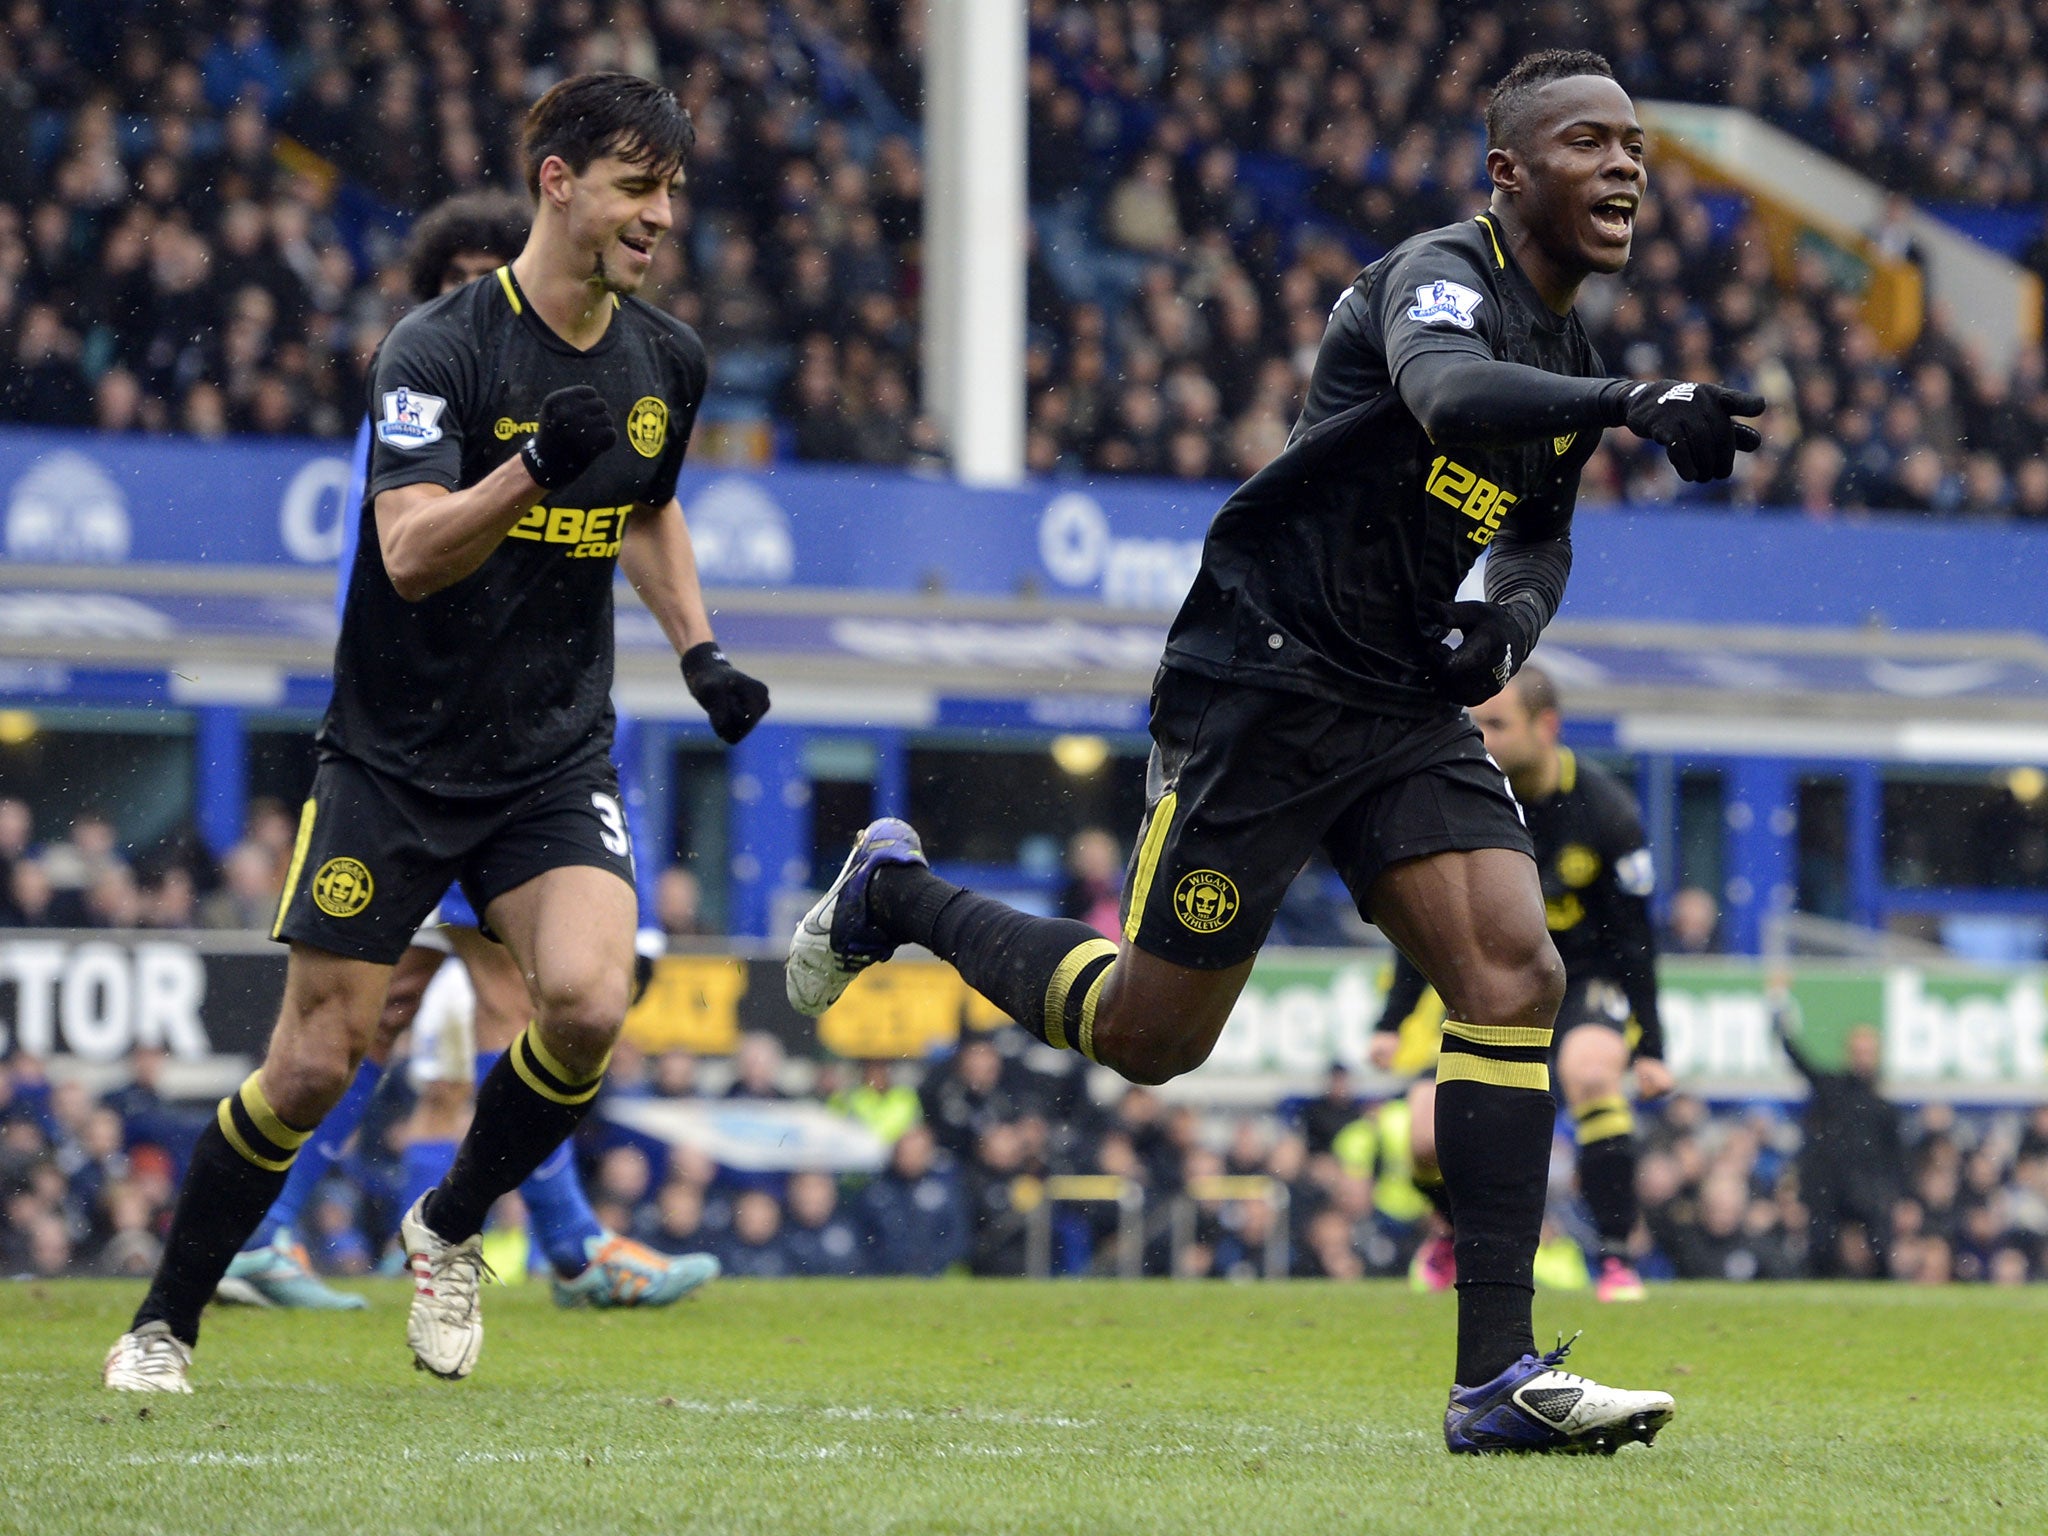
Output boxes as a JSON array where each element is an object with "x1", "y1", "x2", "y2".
[
  {"x1": 785, "y1": 817, "x2": 927, "y2": 1016},
  {"x1": 103, "y1": 1320, "x2": 193, "y2": 1393},
  {"x1": 400, "y1": 1195, "x2": 487, "y2": 1380},
  {"x1": 1443, "y1": 1332, "x2": 1674, "y2": 1454}
]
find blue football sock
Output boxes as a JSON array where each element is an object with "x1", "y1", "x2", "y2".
[
  {"x1": 402, "y1": 1138, "x2": 459, "y2": 1220},
  {"x1": 522, "y1": 1137, "x2": 605, "y2": 1277},
  {"x1": 245, "y1": 1061, "x2": 381, "y2": 1253}
]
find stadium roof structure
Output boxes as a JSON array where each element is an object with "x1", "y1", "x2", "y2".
[{"x1": 4, "y1": 564, "x2": 2048, "y2": 765}]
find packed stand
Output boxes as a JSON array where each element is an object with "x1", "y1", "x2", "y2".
[
  {"x1": 0, "y1": 794, "x2": 304, "y2": 931},
  {"x1": 1632, "y1": 1096, "x2": 2048, "y2": 1286},
  {"x1": 0, "y1": 793, "x2": 731, "y2": 938},
  {"x1": 4, "y1": 1, "x2": 2047, "y2": 511},
  {"x1": 1560, "y1": 0, "x2": 2048, "y2": 209},
  {"x1": 7, "y1": 1024, "x2": 2044, "y2": 1286},
  {"x1": 0, "y1": 0, "x2": 931, "y2": 462},
  {"x1": 1022, "y1": 1, "x2": 2048, "y2": 512}
]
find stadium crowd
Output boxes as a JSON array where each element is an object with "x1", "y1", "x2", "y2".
[
  {"x1": 0, "y1": 794, "x2": 714, "y2": 938},
  {"x1": 1, "y1": 0, "x2": 2046, "y2": 514},
  {"x1": 1024, "y1": 0, "x2": 2048, "y2": 512},
  {"x1": 4, "y1": 788, "x2": 2043, "y2": 1288},
  {"x1": 0, "y1": 0, "x2": 931, "y2": 460},
  {"x1": 0, "y1": 794, "x2": 295, "y2": 931},
  {"x1": 5, "y1": 1024, "x2": 2046, "y2": 1288}
]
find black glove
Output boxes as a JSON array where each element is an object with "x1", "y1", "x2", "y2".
[
  {"x1": 1613, "y1": 378, "x2": 1765, "y2": 483},
  {"x1": 682, "y1": 641, "x2": 771, "y2": 744},
  {"x1": 519, "y1": 385, "x2": 618, "y2": 489},
  {"x1": 1424, "y1": 598, "x2": 1537, "y2": 707}
]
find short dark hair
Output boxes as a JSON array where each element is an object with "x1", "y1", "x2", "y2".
[
  {"x1": 521, "y1": 72, "x2": 695, "y2": 199},
  {"x1": 1509, "y1": 663, "x2": 1561, "y2": 718},
  {"x1": 1485, "y1": 50, "x2": 1618, "y2": 151},
  {"x1": 404, "y1": 189, "x2": 532, "y2": 302}
]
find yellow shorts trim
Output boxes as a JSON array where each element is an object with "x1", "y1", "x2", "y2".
[
  {"x1": 1122, "y1": 792, "x2": 1178, "y2": 943},
  {"x1": 271, "y1": 798, "x2": 317, "y2": 939}
]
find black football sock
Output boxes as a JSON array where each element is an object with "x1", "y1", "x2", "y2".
[
  {"x1": 1572, "y1": 1094, "x2": 1639, "y2": 1259},
  {"x1": 422, "y1": 1024, "x2": 606, "y2": 1243},
  {"x1": 868, "y1": 864, "x2": 1120, "y2": 1057},
  {"x1": 1433, "y1": 1017, "x2": 1556, "y2": 1387},
  {"x1": 132, "y1": 1074, "x2": 313, "y2": 1346}
]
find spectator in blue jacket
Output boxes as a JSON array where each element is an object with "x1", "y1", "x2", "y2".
[
  {"x1": 855, "y1": 1125, "x2": 966, "y2": 1276},
  {"x1": 783, "y1": 1171, "x2": 866, "y2": 1277},
  {"x1": 715, "y1": 1190, "x2": 794, "y2": 1278}
]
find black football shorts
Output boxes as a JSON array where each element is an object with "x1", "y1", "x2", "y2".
[
  {"x1": 1554, "y1": 976, "x2": 1641, "y2": 1051},
  {"x1": 272, "y1": 750, "x2": 637, "y2": 965},
  {"x1": 1119, "y1": 666, "x2": 1535, "y2": 969}
]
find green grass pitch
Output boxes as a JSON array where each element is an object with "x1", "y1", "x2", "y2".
[{"x1": 3, "y1": 1279, "x2": 2043, "y2": 1535}]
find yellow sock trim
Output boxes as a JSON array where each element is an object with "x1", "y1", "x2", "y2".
[
  {"x1": 1442, "y1": 1019, "x2": 1554, "y2": 1051},
  {"x1": 1076, "y1": 963, "x2": 1115, "y2": 1064},
  {"x1": 1573, "y1": 1093, "x2": 1635, "y2": 1144},
  {"x1": 1437, "y1": 1050, "x2": 1551, "y2": 1093},
  {"x1": 238, "y1": 1074, "x2": 313, "y2": 1152},
  {"x1": 1043, "y1": 939, "x2": 1117, "y2": 1053},
  {"x1": 1122, "y1": 792, "x2": 1178, "y2": 943},
  {"x1": 217, "y1": 1107, "x2": 291, "y2": 1171},
  {"x1": 522, "y1": 1024, "x2": 604, "y2": 1088},
  {"x1": 216, "y1": 1099, "x2": 294, "y2": 1172},
  {"x1": 270, "y1": 798, "x2": 317, "y2": 939},
  {"x1": 511, "y1": 1026, "x2": 606, "y2": 1106}
]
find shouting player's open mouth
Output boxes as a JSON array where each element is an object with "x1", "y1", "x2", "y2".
[
  {"x1": 617, "y1": 230, "x2": 657, "y2": 269},
  {"x1": 1589, "y1": 193, "x2": 1637, "y2": 246}
]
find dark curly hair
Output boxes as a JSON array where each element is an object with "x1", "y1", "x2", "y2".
[
  {"x1": 404, "y1": 189, "x2": 532, "y2": 303},
  {"x1": 1485, "y1": 50, "x2": 1619, "y2": 151}
]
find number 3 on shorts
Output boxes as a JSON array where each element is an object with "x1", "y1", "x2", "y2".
[{"x1": 591, "y1": 791, "x2": 632, "y2": 861}]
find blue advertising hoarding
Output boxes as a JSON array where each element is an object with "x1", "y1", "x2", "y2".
[{"x1": 2, "y1": 423, "x2": 2042, "y2": 635}]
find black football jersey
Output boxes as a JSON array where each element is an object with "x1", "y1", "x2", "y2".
[
  {"x1": 320, "y1": 267, "x2": 707, "y2": 796},
  {"x1": 1163, "y1": 212, "x2": 1604, "y2": 715},
  {"x1": 1525, "y1": 747, "x2": 1663, "y2": 1057}
]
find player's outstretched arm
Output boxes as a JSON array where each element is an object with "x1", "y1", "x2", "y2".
[
  {"x1": 1398, "y1": 355, "x2": 1764, "y2": 484},
  {"x1": 621, "y1": 498, "x2": 770, "y2": 744},
  {"x1": 1400, "y1": 350, "x2": 1628, "y2": 445}
]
